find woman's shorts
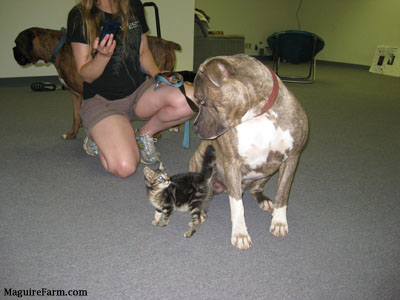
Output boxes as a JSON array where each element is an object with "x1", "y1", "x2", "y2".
[{"x1": 80, "y1": 78, "x2": 155, "y2": 135}]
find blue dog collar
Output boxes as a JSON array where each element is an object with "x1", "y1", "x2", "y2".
[{"x1": 49, "y1": 27, "x2": 67, "y2": 63}]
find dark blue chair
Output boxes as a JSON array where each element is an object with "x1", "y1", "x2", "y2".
[{"x1": 267, "y1": 30, "x2": 325, "y2": 83}]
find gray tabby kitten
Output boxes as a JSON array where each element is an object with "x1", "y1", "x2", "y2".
[{"x1": 143, "y1": 145, "x2": 216, "y2": 237}]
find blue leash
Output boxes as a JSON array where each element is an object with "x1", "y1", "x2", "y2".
[
  {"x1": 183, "y1": 120, "x2": 190, "y2": 149},
  {"x1": 154, "y1": 73, "x2": 183, "y2": 90}
]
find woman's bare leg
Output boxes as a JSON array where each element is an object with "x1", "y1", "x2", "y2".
[
  {"x1": 87, "y1": 82, "x2": 195, "y2": 176},
  {"x1": 89, "y1": 114, "x2": 140, "y2": 178},
  {"x1": 135, "y1": 82, "x2": 195, "y2": 136}
]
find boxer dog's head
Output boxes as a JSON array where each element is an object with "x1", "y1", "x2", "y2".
[
  {"x1": 13, "y1": 27, "x2": 55, "y2": 66},
  {"x1": 192, "y1": 54, "x2": 275, "y2": 139},
  {"x1": 13, "y1": 28, "x2": 38, "y2": 65}
]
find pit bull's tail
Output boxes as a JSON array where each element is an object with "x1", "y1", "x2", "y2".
[{"x1": 200, "y1": 145, "x2": 216, "y2": 180}]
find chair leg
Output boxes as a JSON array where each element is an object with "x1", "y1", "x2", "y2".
[
  {"x1": 313, "y1": 59, "x2": 317, "y2": 81},
  {"x1": 275, "y1": 33, "x2": 320, "y2": 84}
]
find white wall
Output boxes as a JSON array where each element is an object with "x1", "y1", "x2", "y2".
[
  {"x1": 295, "y1": 0, "x2": 400, "y2": 65},
  {"x1": 146, "y1": 0, "x2": 194, "y2": 71},
  {"x1": 1, "y1": 0, "x2": 77, "y2": 78},
  {"x1": 195, "y1": 0, "x2": 400, "y2": 66},
  {"x1": 195, "y1": 0, "x2": 292, "y2": 57},
  {"x1": 1, "y1": 0, "x2": 194, "y2": 79},
  {"x1": 4, "y1": 0, "x2": 399, "y2": 78}
]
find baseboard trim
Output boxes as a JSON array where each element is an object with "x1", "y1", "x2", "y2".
[
  {"x1": 0, "y1": 60, "x2": 370, "y2": 87},
  {"x1": 318, "y1": 60, "x2": 370, "y2": 70},
  {"x1": 252, "y1": 55, "x2": 273, "y2": 61},
  {"x1": 0, "y1": 76, "x2": 61, "y2": 87},
  {"x1": 250, "y1": 56, "x2": 370, "y2": 70}
]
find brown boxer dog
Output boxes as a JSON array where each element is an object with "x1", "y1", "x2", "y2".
[
  {"x1": 13, "y1": 27, "x2": 82, "y2": 139},
  {"x1": 13, "y1": 27, "x2": 182, "y2": 140},
  {"x1": 189, "y1": 54, "x2": 308, "y2": 250}
]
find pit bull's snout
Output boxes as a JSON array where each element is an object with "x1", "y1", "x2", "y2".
[
  {"x1": 192, "y1": 112, "x2": 205, "y2": 136},
  {"x1": 192, "y1": 122, "x2": 200, "y2": 134}
]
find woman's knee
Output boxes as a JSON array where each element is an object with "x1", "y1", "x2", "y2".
[
  {"x1": 107, "y1": 156, "x2": 140, "y2": 178},
  {"x1": 169, "y1": 88, "x2": 196, "y2": 116}
]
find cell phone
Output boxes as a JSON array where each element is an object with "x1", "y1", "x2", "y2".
[{"x1": 100, "y1": 20, "x2": 120, "y2": 42}]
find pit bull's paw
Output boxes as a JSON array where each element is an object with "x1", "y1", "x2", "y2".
[
  {"x1": 152, "y1": 219, "x2": 159, "y2": 226},
  {"x1": 232, "y1": 233, "x2": 253, "y2": 250},
  {"x1": 269, "y1": 222, "x2": 288, "y2": 237},
  {"x1": 259, "y1": 200, "x2": 274, "y2": 212},
  {"x1": 270, "y1": 206, "x2": 288, "y2": 237},
  {"x1": 230, "y1": 197, "x2": 252, "y2": 249}
]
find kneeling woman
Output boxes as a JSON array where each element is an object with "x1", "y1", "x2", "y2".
[{"x1": 67, "y1": 0, "x2": 195, "y2": 177}]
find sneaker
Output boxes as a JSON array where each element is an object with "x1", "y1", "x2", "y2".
[
  {"x1": 83, "y1": 136, "x2": 98, "y2": 156},
  {"x1": 136, "y1": 134, "x2": 160, "y2": 164}
]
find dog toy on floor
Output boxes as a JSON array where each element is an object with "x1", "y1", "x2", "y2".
[{"x1": 30, "y1": 82, "x2": 57, "y2": 92}]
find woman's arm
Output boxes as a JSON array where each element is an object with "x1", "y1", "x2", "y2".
[
  {"x1": 139, "y1": 33, "x2": 160, "y2": 78},
  {"x1": 71, "y1": 34, "x2": 116, "y2": 83}
]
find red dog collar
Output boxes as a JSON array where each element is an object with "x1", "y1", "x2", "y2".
[{"x1": 257, "y1": 65, "x2": 279, "y2": 116}]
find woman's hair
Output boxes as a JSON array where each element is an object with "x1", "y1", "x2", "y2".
[{"x1": 79, "y1": 0, "x2": 133, "y2": 55}]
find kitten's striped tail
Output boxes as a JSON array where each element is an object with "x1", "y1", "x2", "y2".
[{"x1": 201, "y1": 145, "x2": 216, "y2": 179}]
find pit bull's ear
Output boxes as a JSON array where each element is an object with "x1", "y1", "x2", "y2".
[{"x1": 206, "y1": 59, "x2": 231, "y2": 87}]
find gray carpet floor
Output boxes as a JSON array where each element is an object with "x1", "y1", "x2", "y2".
[{"x1": 1, "y1": 61, "x2": 399, "y2": 300}]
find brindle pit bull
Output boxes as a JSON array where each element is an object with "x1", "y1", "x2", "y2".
[
  {"x1": 189, "y1": 54, "x2": 308, "y2": 250},
  {"x1": 13, "y1": 27, "x2": 181, "y2": 140}
]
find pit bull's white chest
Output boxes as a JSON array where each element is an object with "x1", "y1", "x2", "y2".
[{"x1": 236, "y1": 111, "x2": 294, "y2": 170}]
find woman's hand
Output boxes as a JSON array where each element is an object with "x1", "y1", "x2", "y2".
[
  {"x1": 70, "y1": 34, "x2": 116, "y2": 83},
  {"x1": 94, "y1": 34, "x2": 116, "y2": 57}
]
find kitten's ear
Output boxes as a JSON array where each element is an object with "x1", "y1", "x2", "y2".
[
  {"x1": 143, "y1": 166, "x2": 154, "y2": 179},
  {"x1": 158, "y1": 162, "x2": 165, "y2": 171}
]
